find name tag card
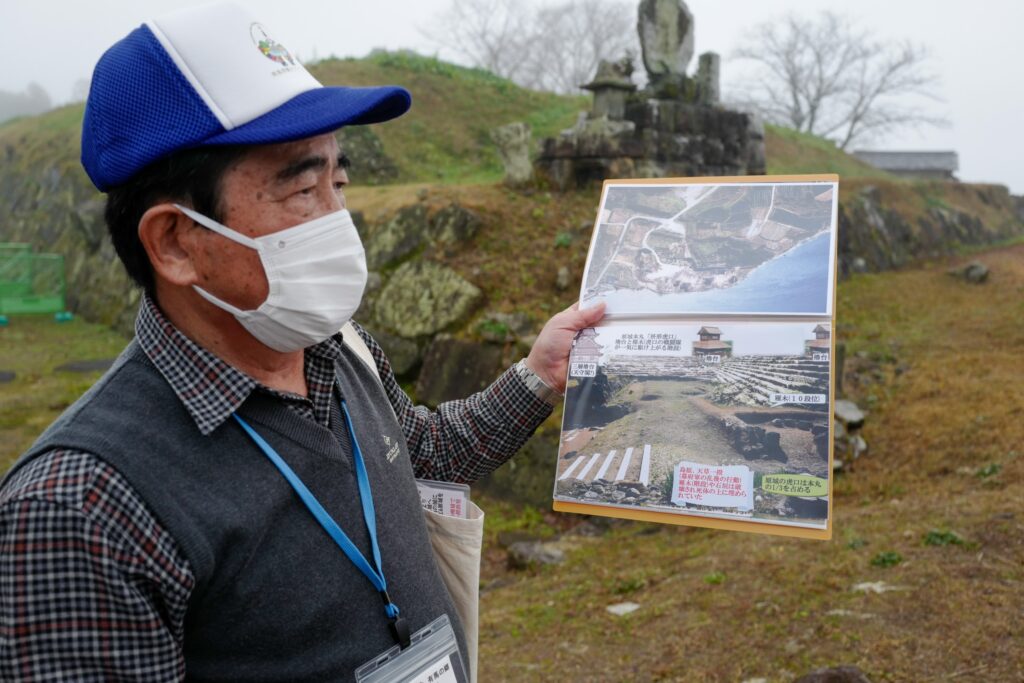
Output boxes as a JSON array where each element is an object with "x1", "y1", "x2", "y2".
[
  {"x1": 416, "y1": 479, "x2": 470, "y2": 519},
  {"x1": 355, "y1": 614, "x2": 467, "y2": 683}
]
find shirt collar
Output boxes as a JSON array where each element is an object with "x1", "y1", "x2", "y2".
[{"x1": 135, "y1": 294, "x2": 345, "y2": 435}]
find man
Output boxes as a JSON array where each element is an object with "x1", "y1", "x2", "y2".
[{"x1": 0, "y1": 3, "x2": 603, "y2": 680}]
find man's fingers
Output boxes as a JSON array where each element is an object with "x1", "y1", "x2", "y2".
[
  {"x1": 557, "y1": 301, "x2": 605, "y2": 331},
  {"x1": 545, "y1": 301, "x2": 605, "y2": 336},
  {"x1": 578, "y1": 301, "x2": 606, "y2": 326}
]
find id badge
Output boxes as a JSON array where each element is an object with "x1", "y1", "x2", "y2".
[{"x1": 354, "y1": 614, "x2": 467, "y2": 683}]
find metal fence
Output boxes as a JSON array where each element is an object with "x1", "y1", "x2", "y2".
[{"x1": 0, "y1": 243, "x2": 66, "y2": 315}]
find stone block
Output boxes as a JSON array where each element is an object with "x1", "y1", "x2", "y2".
[
  {"x1": 364, "y1": 205, "x2": 428, "y2": 270},
  {"x1": 374, "y1": 261, "x2": 483, "y2": 338},
  {"x1": 361, "y1": 326, "x2": 422, "y2": 378},
  {"x1": 414, "y1": 336, "x2": 505, "y2": 408},
  {"x1": 428, "y1": 203, "x2": 482, "y2": 245}
]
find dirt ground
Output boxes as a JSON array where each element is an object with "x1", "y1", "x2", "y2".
[{"x1": 480, "y1": 244, "x2": 1024, "y2": 682}]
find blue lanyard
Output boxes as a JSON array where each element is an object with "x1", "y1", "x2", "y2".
[{"x1": 233, "y1": 400, "x2": 410, "y2": 648}]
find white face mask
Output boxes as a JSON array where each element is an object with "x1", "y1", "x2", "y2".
[{"x1": 176, "y1": 204, "x2": 368, "y2": 353}]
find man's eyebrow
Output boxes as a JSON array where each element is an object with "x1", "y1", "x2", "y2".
[{"x1": 274, "y1": 155, "x2": 328, "y2": 183}]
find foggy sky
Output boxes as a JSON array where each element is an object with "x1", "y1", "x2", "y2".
[{"x1": 4, "y1": 0, "x2": 1021, "y2": 193}]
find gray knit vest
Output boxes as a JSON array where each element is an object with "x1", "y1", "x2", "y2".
[{"x1": 9, "y1": 340, "x2": 467, "y2": 681}]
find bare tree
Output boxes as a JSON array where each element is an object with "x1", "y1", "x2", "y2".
[
  {"x1": 421, "y1": 0, "x2": 532, "y2": 83},
  {"x1": 422, "y1": 0, "x2": 637, "y2": 94},
  {"x1": 521, "y1": 0, "x2": 637, "y2": 93},
  {"x1": 732, "y1": 12, "x2": 945, "y2": 149}
]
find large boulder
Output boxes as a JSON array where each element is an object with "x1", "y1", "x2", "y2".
[
  {"x1": 364, "y1": 205, "x2": 428, "y2": 270},
  {"x1": 429, "y1": 203, "x2": 482, "y2": 245},
  {"x1": 478, "y1": 311, "x2": 533, "y2": 342},
  {"x1": 361, "y1": 326, "x2": 423, "y2": 378},
  {"x1": 834, "y1": 399, "x2": 866, "y2": 429},
  {"x1": 507, "y1": 541, "x2": 565, "y2": 569},
  {"x1": 352, "y1": 271, "x2": 383, "y2": 322},
  {"x1": 947, "y1": 260, "x2": 989, "y2": 284},
  {"x1": 374, "y1": 261, "x2": 483, "y2": 337},
  {"x1": 414, "y1": 336, "x2": 505, "y2": 407},
  {"x1": 334, "y1": 127, "x2": 399, "y2": 185}
]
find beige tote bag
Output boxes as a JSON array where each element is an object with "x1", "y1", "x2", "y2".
[{"x1": 341, "y1": 323, "x2": 483, "y2": 682}]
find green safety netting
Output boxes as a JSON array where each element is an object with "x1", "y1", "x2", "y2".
[{"x1": 0, "y1": 243, "x2": 67, "y2": 315}]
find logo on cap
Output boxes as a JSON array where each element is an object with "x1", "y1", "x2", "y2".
[{"x1": 250, "y1": 23, "x2": 295, "y2": 68}]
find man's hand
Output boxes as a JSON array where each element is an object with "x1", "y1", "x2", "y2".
[{"x1": 525, "y1": 301, "x2": 607, "y2": 395}]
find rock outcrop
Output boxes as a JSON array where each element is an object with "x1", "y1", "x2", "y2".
[
  {"x1": 415, "y1": 336, "x2": 505, "y2": 407},
  {"x1": 374, "y1": 261, "x2": 483, "y2": 338},
  {"x1": 838, "y1": 183, "x2": 1023, "y2": 276}
]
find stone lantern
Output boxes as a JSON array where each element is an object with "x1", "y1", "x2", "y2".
[{"x1": 582, "y1": 59, "x2": 637, "y2": 121}]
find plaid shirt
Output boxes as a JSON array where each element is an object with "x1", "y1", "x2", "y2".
[{"x1": 0, "y1": 295, "x2": 553, "y2": 681}]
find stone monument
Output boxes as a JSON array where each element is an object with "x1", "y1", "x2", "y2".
[
  {"x1": 534, "y1": 0, "x2": 766, "y2": 190},
  {"x1": 638, "y1": 0, "x2": 694, "y2": 98},
  {"x1": 490, "y1": 122, "x2": 534, "y2": 186}
]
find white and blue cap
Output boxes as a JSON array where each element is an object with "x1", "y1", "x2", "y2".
[{"x1": 81, "y1": 1, "x2": 411, "y2": 191}]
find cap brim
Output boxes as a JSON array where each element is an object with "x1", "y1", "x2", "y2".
[{"x1": 204, "y1": 85, "x2": 411, "y2": 146}]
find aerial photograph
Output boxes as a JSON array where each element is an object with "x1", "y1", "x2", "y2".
[
  {"x1": 580, "y1": 181, "x2": 838, "y2": 316},
  {"x1": 556, "y1": 321, "x2": 832, "y2": 530}
]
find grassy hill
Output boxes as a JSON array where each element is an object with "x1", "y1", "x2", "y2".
[{"x1": 0, "y1": 51, "x2": 889, "y2": 188}]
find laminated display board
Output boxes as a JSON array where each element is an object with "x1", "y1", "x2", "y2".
[{"x1": 553, "y1": 175, "x2": 838, "y2": 540}]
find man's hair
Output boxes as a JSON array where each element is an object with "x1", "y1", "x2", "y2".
[{"x1": 104, "y1": 145, "x2": 248, "y2": 292}]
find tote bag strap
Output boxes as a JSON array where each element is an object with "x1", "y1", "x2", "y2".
[{"x1": 340, "y1": 321, "x2": 483, "y2": 682}]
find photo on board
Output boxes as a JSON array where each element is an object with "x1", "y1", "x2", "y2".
[
  {"x1": 555, "y1": 321, "x2": 832, "y2": 530},
  {"x1": 579, "y1": 181, "x2": 838, "y2": 317}
]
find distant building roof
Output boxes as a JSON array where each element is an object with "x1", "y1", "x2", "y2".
[
  {"x1": 853, "y1": 150, "x2": 959, "y2": 173},
  {"x1": 813, "y1": 323, "x2": 831, "y2": 334},
  {"x1": 698, "y1": 326, "x2": 722, "y2": 335},
  {"x1": 693, "y1": 340, "x2": 731, "y2": 350}
]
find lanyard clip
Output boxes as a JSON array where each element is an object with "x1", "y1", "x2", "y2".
[
  {"x1": 389, "y1": 615, "x2": 411, "y2": 650},
  {"x1": 380, "y1": 591, "x2": 410, "y2": 649}
]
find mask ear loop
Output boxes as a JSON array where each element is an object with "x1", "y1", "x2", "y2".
[
  {"x1": 175, "y1": 204, "x2": 264, "y2": 317},
  {"x1": 175, "y1": 204, "x2": 260, "y2": 249}
]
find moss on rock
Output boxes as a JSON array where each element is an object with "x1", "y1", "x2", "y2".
[{"x1": 374, "y1": 260, "x2": 482, "y2": 337}]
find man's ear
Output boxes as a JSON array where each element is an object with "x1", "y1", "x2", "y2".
[{"x1": 138, "y1": 203, "x2": 200, "y2": 287}]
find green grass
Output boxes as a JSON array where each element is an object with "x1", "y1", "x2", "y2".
[
  {"x1": 870, "y1": 551, "x2": 903, "y2": 568},
  {"x1": 0, "y1": 315, "x2": 128, "y2": 471},
  {"x1": 308, "y1": 52, "x2": 587, "y2": 184},
  {"x1": 3, "y1": 54, "x2": 903, "y2": 191},
  {"x1": 922, "y1": 530, "x2": 965, "y2": 547},
  {"x1": 765, "y1": 124, "x2": 891, "y2": 179}
]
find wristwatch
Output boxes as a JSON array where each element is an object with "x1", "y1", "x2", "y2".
[{"x1": 515, "y1": 359, "x2": 562, "y2": 405}]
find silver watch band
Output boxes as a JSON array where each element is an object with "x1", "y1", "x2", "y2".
[{"x1": 515, "y1": 359, "x2": 561, "y2": 405}]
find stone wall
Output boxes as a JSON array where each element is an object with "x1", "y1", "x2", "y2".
[
  {"x1": 536, "y1": 102, "x2": 764, "y2": 190},
  {"x1": 838, "y1": 182, "x2": 1024, "y2": 276},
  {"x1": 0, "y1": 129, "x2": 138, "y2": 334}
]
